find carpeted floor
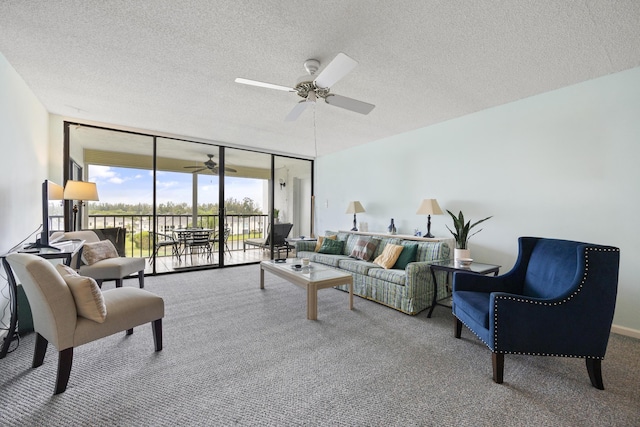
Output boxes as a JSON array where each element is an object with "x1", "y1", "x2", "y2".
[{"x1": 1, "y1": 264, "x2": 639, "y2": 426}]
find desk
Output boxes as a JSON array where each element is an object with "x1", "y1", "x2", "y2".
[
  {"x1": 427, "y1": 259, "x2": 500, "y2": 318},
  {"x1": 1, "y1": 239, "x2": 84, "y2": 359}
]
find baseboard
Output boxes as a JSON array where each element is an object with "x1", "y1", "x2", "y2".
[{"x1": 611, "y1": 324, "x2": 640, "y2": 340}]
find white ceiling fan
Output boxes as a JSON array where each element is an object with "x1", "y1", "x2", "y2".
[{"x1": 235, "y1": 52, "x2": 375, "y2": 121}]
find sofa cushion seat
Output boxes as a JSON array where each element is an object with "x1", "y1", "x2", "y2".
[
  {"x1": 453, "y1": 291, "x2": 491, "y2": 329},
  {"x1": 367, "y1": 267, "x2": 406, "y2": 286},
  {"x1": 338, "y1": 259, "x2": 380, "y2": 275},
  {"x1": 311, "y1": 253, "x2": 350, "y2": 267}
]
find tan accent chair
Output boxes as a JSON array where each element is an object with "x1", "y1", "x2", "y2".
[
  {"x1": 6, "y1": 253, "x2": 164, "y2": 394},
  {"x1": 52, "y1": 230, "x2": 145, "y2": 289}
]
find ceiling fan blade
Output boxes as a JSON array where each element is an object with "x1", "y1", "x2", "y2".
[
  {"x1": 324, "y1": 94, "x2": 375, "y2": 115},
  {"x1": 235, "y1": 78, "x2": 295, "y2": 92},
  {"x1": 313, "y1": 53, "x2": 358, "y2": 89},
  {"x1": 184, "y1": 165, "x2": 205, "y2": 169},
  {"x1": 224, "y1": 167, "x2": 238, "y2": 173},
  {"x1": 284, "y1": 99, "x2": 315, "y2": 122},
  {"x1": 189, "y1": 167, "x2": 207, "y2": 173}
]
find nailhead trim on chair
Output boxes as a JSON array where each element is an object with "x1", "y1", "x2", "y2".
[{"x1": 489, "y1": 247, "x2": 619, "y2": 359}]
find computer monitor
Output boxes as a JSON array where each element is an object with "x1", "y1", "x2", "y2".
[{"x1": 26, "y1": 180, "x2": 63, "y2": 250}]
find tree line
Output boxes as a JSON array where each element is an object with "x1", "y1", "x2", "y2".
[{"x1": 90, "y1": 197, "x2": 263, "y2": 215}]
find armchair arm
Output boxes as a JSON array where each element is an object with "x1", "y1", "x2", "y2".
[
  {"x1": 406, "y1": 261, "x2": 447, "y2": 302},
  {"x1": 453, "y1": 271, "x2": 519, "y2": 294},
  {"x1": 295, "y1": 241, "x2": 316, "y2": 252},
  {"x1": 490, "y1": 291, "x2": 611, "y2": 357}
]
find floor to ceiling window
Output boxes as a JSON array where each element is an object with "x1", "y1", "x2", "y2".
[{"x1": 65, "y1": 122, "x2": 313, "y2": 275}]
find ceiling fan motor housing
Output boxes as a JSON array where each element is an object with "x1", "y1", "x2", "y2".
[{"x1": 294, "y1": 59, "x2": 330, "y2": 99}]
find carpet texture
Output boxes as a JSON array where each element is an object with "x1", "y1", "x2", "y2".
[{"x1": 1, "y1": 264, "x2": 639, "y2": 426}]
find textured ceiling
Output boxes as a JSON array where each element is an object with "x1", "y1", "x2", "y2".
[{"x1": 1, "y1": 1, "x2": 639, "y2": 158}]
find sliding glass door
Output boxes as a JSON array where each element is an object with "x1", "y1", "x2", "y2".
[{"x1": 66, "y1": 121, "x2": 314, "y2": 274}]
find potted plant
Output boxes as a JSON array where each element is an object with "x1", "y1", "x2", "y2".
[
  {"x1": 273, "y1": 208, "x2": 280, "y2": 223},
  {"x1": 445, "y1": 210, "x2": 492, "y2": 260}
]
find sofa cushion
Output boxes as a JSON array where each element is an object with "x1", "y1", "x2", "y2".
[
  {"x1": 342, "y1": 233, "x2": 360, "y2": 256},
  {"x1": 81, "y1": 239, "x2": 119, "y2": 266},
  {"x1": 373, "y1": 237, "x2": 402, "y2": 259},
  {"x1": 373, "y1": 244, "x2": 404, "y2": 269},
  {"x1": 416, "y1": 241, "x2": 448, "y2": 262},
  {"x1": 338, "y1": 258, "x2": 380, "y2": 275},
  {"x1": 312, "y1": 253, "x2": 351, "y2": 267},
  {"x1": 349, "y1": 237, "x2": 380, "y2": 261},
  {"x1": 56, "y1": 264, "x2": 107, "y2": 323},
  {"x1": 393, "y1": 243, "x2": 418, "y2": 270},
  {"x1": 318, "y1": 238, "x2": 344, "y2": 255},
  {"x1": 368, "y1": 267, "x2": 406, "y2": 286},
  {"x1": 314, "y1": 235, "x2": 337, "y2": 252},
  {"x1": 452, "y1": 291, "x2": 491, "y2": 329}
]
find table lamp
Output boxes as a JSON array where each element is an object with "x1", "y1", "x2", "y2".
[
  {"x1": 64, "y1": 180, "x2": 99, "y2": 231},
  {"x1": 345, "y1": 201, "x2": 365, "y2": 231},
  {"x1": 416, "y1": 198, "x2": 443, "y2": 238}
]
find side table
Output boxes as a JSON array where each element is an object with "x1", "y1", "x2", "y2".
[
  {"x1": 427, "y1": 259, "x2": 500, "y2": 318},
  {"x1": 0, "y1": 239, "x2": 84, "y2": 359}
]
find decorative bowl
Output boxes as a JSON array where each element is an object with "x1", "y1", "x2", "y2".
[{"x1": 456, "y1": 258, "x2": 473, "y2": 267}]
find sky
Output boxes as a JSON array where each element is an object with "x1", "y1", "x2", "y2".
[{"x1": 88, "y1": 165, "x2": 266, "y2": 210}]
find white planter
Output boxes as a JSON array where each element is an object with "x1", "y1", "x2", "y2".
[{"x1": 454, "y1": 248, "x2": 471, "y2": 260}]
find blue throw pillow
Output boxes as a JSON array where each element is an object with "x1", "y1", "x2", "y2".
[
  {"x1": 318, "y1": 238, "x2": 344, "y2": 255},
  {"x1": 393, "y1": 244, "x2": 418, "y2": 269}
]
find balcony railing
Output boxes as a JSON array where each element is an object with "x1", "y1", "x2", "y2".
[{"x1": 52, "y1": 214, "x2": 268, "y2": 258}]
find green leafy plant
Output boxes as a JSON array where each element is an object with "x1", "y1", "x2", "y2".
[
  {"x1": 273, "y1": 208, "x2": 280, "y2": 219},
  {"x1": 445, "y1": 210, "x2": 492, "y2": 249}
]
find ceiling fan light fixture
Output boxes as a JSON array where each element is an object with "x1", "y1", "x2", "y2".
[{"x1": 306, "y1": 91, "x2": 317, "y2": 103}]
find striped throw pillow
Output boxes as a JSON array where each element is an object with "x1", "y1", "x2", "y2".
[{"x1": 350, "y1": 237, "x2": 380, "y2": 261}]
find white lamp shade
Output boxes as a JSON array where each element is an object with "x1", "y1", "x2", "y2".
[
  {"x1": 47, "y1": 181, "x2": 64, "y2": 200},
  {"x1": 416, "y1": 199, "x2": 443, "y2": 215},
  {"x1": 64, "y1": 180, "x2": 99, "y2": 201},
  {"x1": 345, "y1": 201, "x2": 366, "y2": 214}
]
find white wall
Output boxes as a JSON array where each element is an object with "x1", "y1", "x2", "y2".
[
  {"x1": 0, "y1": 53, "x2": 50, "y2": 332},
  {"x1": 315, "y1": 67, "x2": 640, "y2": 335}
]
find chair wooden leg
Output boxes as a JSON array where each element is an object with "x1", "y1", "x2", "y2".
[
  {"x1": 454, "y1": 317, "x2": 462, "y2": 338},
  {"x1": 55, "y1": 348, "x2": 73, "y2": 394},
  {"x1": 96, "y1": 279, "x2": 103, "y2": 289},
  {"x1": 152, "y1": 319, "x2": 163, "y2": 352},
  {"x1": 126, "y1": 328, "x2": 133, "y2": 335},
  {"x1": 138, "y1": 270, "x2": 144, "y2": 288},
  {"x1": 115, "y1": 279, "x2": 123, "y2": 288},
  {"x1": 492, "y1": 352, "x2": 504, "y2": 384},
  {"x1": 586, "y1": 358, "x2": 604, "y2": 390},
  {"x1": 32, "y1": 333, "x2": 48, "y2": 368}
]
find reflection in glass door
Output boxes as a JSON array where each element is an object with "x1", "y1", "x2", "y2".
[
  {"x1": 222, "y1": 148, "x2": 271, "y2": 265},
  {"x1": 274, "y1": 156, "x2": 313, "y2": 240}
]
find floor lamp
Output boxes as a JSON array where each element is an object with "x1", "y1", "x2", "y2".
[
  {"x1": 416, "y1": 199, "x2": 443, "y2": 238},
  {"x1": 64, "y1": 180, "x2": 99, "y2": 231}
]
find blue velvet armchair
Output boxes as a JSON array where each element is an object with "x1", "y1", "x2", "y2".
[{"x1": 452, "y1": 237, "x2": 620, "y2": 389}]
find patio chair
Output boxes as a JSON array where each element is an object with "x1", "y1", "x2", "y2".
[
  {"x1": 210, "y1": 227, "x2": 232, "y2": 256},
  {"x1": 150, "y1": 231, "x2": 180, "y2": 264},
  {"x1": 183, "y1": 229, "x2": 213, "y2": 261},
  {"x1": 243, "y1": 223, "x2": 294, "y2": 257}
]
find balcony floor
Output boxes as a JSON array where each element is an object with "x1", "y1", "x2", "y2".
[{"x1": 146, "y1": 247, "x2": 296, "y2": 274}]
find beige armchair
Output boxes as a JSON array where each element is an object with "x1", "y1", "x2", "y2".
[
  {"x1": 6, "y1": 253, "x2": 164, "y2": 394},
  {"x1": 52, "y1": 230, "x2": 145, "y2": 289}
]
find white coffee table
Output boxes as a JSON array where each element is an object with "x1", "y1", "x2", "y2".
[{"x1": 260, "y1": 259, "x2": 353, "y2": 320}]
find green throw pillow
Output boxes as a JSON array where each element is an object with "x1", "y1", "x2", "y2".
[
  {"x1": 318, "y1": 238, "x2": 344, "y2": 255},
  {"x1": 393, "y1": 244, "x2": 418, "y2": 269}
]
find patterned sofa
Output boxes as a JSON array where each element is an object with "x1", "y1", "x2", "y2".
[{"x1": 295, "y1": 231, "x2": 451, "y2": 315}]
